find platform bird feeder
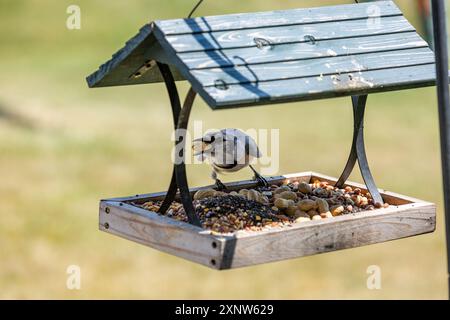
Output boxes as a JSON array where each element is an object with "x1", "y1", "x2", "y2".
[{"x1": 87, "y1": 1, "x2": 439, "y2": 270}]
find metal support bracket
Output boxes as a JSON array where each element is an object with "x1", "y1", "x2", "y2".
[
  {"x1": 157, "y1": 65, "x2": 384, "y2": 225},
  {"x1": 157, "y1": 62, "x2": 201, "y2": 226},
  {"x1": 336, "y1": 95, "x2": 384, "y2": 205}
]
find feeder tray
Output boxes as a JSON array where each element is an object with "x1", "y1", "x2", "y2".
[
  {"x1": 88, "y1": 1, "x2": 441, "y2": 269},
  {"x1": 100, "y1": 172, "x2": 435, "y2": 270}
]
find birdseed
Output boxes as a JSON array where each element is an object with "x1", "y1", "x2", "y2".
[{"x1": 137, "y1": 179, "x2": 391, "y2": 234}]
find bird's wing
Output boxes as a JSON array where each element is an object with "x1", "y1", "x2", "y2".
[
  {"x1": 235, "y1": 130, "x2": 263, "y2": 161},
  {"x1": 248, "y1": 138, "x2": 262, "y2": 158},
  {"x1": 212, "y1": 138, "x2": 246, "y2": 164},
  {"x1": 217, "y1": 128, "x2": 263, "y2": 158}
]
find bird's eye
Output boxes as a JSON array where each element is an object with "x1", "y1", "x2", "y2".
[{"x1": 206, "y1": 135, "x2": 216, "y2": 143}]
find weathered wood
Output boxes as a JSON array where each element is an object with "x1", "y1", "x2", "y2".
[
  {"x1": 105, "y1": 175, "x2": 289, "y2": 204},
  {"x1": 179, "y1": 32, "x2": 428, "y2": 70},
  {"x1": 87, "y1": 24, "x2": 184, "y2": 88},
  {"x1": 222, "y1": 201, "x2": 435, "y2": 269},
  {"x1": 203, "y1": 64, "x2": 438, "y2": 108},
  {"x1": 156, "y1": 1, "x2": 401, "y2": 35},
  {"x1": 158, "y1": 16, "x2": 414, "y2": 53},
  {"x1": 191, "y1": 48, "x2": 435, "y2": 87},
  {"x1": 87, "y1": 1, "x2": 442, "y2": 110},
  {"x1": 150, "y1": 2, "x2": 440, "y2": 109},
  {"x1": 99, "y1": 172, "x2": 436, "y2": 270},
  {"x1": 99, "y1": 201, "x2": 221, "y2": 268}
]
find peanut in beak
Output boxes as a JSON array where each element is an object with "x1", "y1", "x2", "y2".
[{"x1": 192, "y1": 140, "x2": 209, "y2": 156}]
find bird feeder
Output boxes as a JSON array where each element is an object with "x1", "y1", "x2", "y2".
[{"x1": 88, "y1": 1, "x2": 438, "y2": 270}]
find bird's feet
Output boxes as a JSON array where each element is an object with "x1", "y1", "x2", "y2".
[
  {"x1": 215, "y1": 179, "x2": 227, "y2": 191},
  {"x1": 254, "y1": 172, "x2": 269, "y2": 188},
  {"x1": 249, "y1": 165, "x2": 269, "y2": 188}
]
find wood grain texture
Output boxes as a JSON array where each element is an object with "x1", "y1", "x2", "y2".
[
  {"x1": 222, "y1": 202, "x2": 435, "y2": 269},
  {"x1": 191, "y1": 48, "x2": 435, "y2": 87},
  {"x1": 179, "y1": 32, "x2": 428, "y2": 70},
  {"x1": 150, "y1": 3, "x2": 438, "y2": 109},
  {"x1": 203, "y1": 64, "x2": 438, "y2": 108},
  {"x1": 104, "y1": 175, "x2": 290, "y2": 204},
  {"x1": 156, "y1": 1, "x2": 401, "y2": 35},
  {"x1": 99, "y1": 201, "x2": 221, "y2": 268},
  {"x1": 86, "y1": 24, "x2": 184, "y2": 88},
  {"x1": 99, "y1": 172, "x2": 436, "y2": 270},
  {"x1": 160, "y1": 16, "x2": 414, "y2": 53},
  {"x1": 87, "y1": 1, "x2": 440, "y2": 110}
]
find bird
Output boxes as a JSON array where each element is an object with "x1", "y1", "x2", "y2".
[{"x1": 192, "y1": 128, "x2": 268, "y2": 190}]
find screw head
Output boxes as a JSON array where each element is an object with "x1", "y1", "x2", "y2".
[
  {"x1": 214, "y1": 79, "x2": 229, "y2": 91},
  {"x1": 253, "y1": 37, "x2": 273, "y2": 50},
  {"x1": 104, "y1": 222, "x2": 110, "y2": 229},
  {"x1": 304, "y1": 35, "x2": 317, "y2": 45},
  {"x1": 105, "y1": 207, "x2": 110, "y2": 214}
]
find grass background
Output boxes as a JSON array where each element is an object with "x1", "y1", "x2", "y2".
[{"x1": 0, "y1": 0, "x2": 448, "y2": 299}]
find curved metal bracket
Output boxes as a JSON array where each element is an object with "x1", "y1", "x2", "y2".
[
  {"x1": 157, "y1": 63, "x2": 181, "y2": 216},
  {"x1": 157, "y1": 63, "x2": 201, "y2": 226},
  {"x1": 174, "y1": 88, "x2": 200, "y2": 226},
  {"x1": 336, "y1": 95, "x2": 384, "y2": 205},
  {"x1": 156, "y1": 65, "x2": 383, "y2": 224}
]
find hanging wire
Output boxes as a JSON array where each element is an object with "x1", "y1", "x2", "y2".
[
  {"x1": 188, "y1": 0, "x2": 205, "y2": 18},
  {"x1": 189, "y1": 0, "x2": 360, "y2": 19}
]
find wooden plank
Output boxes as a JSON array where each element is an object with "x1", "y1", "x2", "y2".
[
  {"x1": 222, "y1": 202, "x2": 435, "y2": 269},
  {"x1": 99, "y1": 172, "x2": 436, "y2": 270},
  {"x1": 179, "y1": 32, "x2": 428, "y2": 70},
  {"x1": 191, "y1": 48, "x2": 435, "y2": 87},
  {"x1": 203, "y1": 64, "x2": 438, "y2": 108},
  {"x1": 156, "y1": 1, "x2": 401, "y2": 35},
  {"x1": 157, "y1": 16, "x2": 414, "y2": 53},
  {"x1": 218, "y1": 171, "x2": 436, "y2": 269},
  {"x1": 87, "y1": 1, "x2": 439, "y2": 110},
  {"x1": 104, "y1": 175, "x2": 290, "y2": 204},
  {"x1": 86, "y1": 24, "x2": 184, "y2": 88},
  {"x1": 99, "y1": 201, "x2": 222, "y2": 268}
]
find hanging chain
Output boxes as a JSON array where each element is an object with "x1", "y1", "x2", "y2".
[
  {"x1": 189, "y1": 0, "x2": 360, "y2": 19},
  {"x1": 188, "y1": 0, "x2": 205, "y2": 18}
]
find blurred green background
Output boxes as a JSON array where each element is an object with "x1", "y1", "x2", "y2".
[{"x1": 0, "y1": 0, "x2": 448, "y2": 299}]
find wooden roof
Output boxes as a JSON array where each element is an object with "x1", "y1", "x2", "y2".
[{"x1": 87, "y1": 1, "x2": 438, "y2": 109}]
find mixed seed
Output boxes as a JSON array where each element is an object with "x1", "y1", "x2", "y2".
[{"x1": 138, "y1": 180, "x2": 391, "y2": 234}]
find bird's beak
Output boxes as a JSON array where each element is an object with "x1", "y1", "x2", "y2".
[{"x1": 192, "y1": 138, "x2": 209, "y2": 156}]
